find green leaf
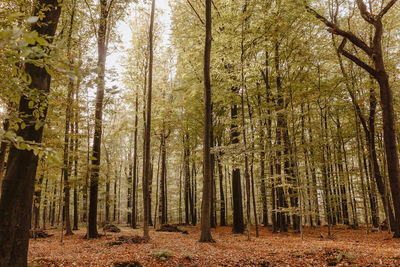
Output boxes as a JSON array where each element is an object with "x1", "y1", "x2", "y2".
[
  {"x1": 28, "y1": 101, "x2": 35, "y2": 109},
  {"x1": 23, "y1": 31, "x2": 38, "y2": 45}
]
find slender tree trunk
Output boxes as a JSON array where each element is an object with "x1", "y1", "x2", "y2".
[
  {"x1": 154, "y1": 139, "x2": 161, "y2": 228},
  {"x1": 184, "y1": 135, "x2": 190, "y2": 225},
  {"x1": 42, "y1": 178, "x2": 48, "y2": 230},
  {"x1": 142, "y1": 0, "x2": 156, "y2": 239},
  {"x1": 88, "y1": 0, "x2": 111, "y2": 239},
  {"x1": 199, "y1": 0, "x2": 214, "y2": 243},
  {"x1": 159, "y1": 131, "x2": 167, "y2": 224},
  {"x1": 217, "y1": 148, "x2": 226, "y2": 226},
  {"x1": 33, "y1": 166, "x2": 44, "y2": 229},
  {"x1": 131, "y1": 92, "x2": 139, "y2": 228}
]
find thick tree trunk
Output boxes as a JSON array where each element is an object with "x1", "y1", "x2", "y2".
[
  {"x1": 0, "y1": 1, "x2": 62, "y2": 265},
  {"x1": 376, "y1": 72, "x2": 400, "y2": 236}
]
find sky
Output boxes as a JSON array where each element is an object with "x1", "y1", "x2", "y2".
[{"x1": 107, "y1": 0, "x2": 172, "y2": 79}]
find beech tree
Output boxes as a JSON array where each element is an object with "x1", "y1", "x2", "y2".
[
  {"x1": 199, "y1": 0, "x2": 214, "y2": 243},
  {"x1": 0, "y1": 1, "x2": 62, "y2": 265},
  {"x1": 307, "y1": 0, "x2": 400, "y2": 237}
]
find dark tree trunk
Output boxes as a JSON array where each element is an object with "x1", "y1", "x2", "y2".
[
  {"x1": 230, "y1": 90, "x2": 244, "y2": 234},
  {"x1": 73, "y1": 72, "x2": 80, "y2": 231},
  {"x1": 42, "y1": 178, "x2": 48, "y2": 230},
  {"x1": 210, "y1": 112, "x2": 217, "y2": 228},
  {"x1": 217, "y1": 148, "x2": 226, "y2": 226},
  {"x1": 51, "y1": 186, "x2": 57, "y2": 226},
  {"x1": 199, "y1": 0, "x2": 214, "y2": 242},
  {"x1": 0, "y1": 2, "x2": 62, "y2": 265},
  {"x1": 113, "y1": 170, "x2": 117, "y2": 223},
  {"x1": 105, "y1": 148, "x2": 111, "y2": 223},
  {"x1": 159, "y1": 130, "x2": 167, "y2": 225},
  {"x1": 192, "y1": 161, "x2": 197, "y2": 226},
  {"x1": 88, "y1": 0, "x2": 110, "y2": 239},
  {"x1": 131, "y1": 92, "x2": 139, "y2": 229},
  {"x1": 33, "y1": 167, "x2": 44, "y2": 229},
  {"x1": 148, "y1": 161, "x2": 153, "y2": 227},
  {"x1": 127, "y1": 155, "x2": 132, "y2": 225},
  {"x1": 184, "y1": 135, "x2": 191, "y2": 225}
]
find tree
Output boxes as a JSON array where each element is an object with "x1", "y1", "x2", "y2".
[
  {"x1": 0, "y1": 1, "x2": 62, "y2": 265},
  {"x1": 199, "y1": 0, "x2": 214, "y2": 243},
  {"x1": 143, "y1": 0, "x2": 156, "y2": 239},
  {"x1": 307, "y1": 0, "x2": 400, "y2": 237}
]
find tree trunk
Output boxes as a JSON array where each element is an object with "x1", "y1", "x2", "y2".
[
  {"x1": 184, "y1": 135, "x2": 190, "y2": 225},
  {"x1": 217, "y1": 148, "x2": 226, "y2": 226},
  {"x1": 199, "y1": 0, "x2": 214, "y2": 243},
  {"x1": 0, "y1": 1, "x2": 62, "y2": 265},
  {"x1": 33, "y1": 166, "x2": 44, "y2": 229},
  {"x1": 142, "y1": 0, "x2": 156, "y2": 239},
  {"x1": 131, "y1": 92, "x2": 139, "y2": 228},
  {"x1": 230, "y1": 93, "x2": 244, "y2": 234},
  {"x1": 88, "y1": 0, "x2": 111, "y2": 239}
]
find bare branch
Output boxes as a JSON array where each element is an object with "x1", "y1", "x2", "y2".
[
  {"x1": 378, "y1": 0, "x2": 398, "y2": 17},
  {"x1": 305, "y1": 5, "x2": 374, "y2": 56},
  {"x1": 107, "y1": 0, "x2": 116, "y2": 17},
  {"x1": 211, "y1": 0, "x2": 221, "y2": 17},
  {"x1": 338, "y1": 38, "x2": 377, "y2": 77},
  {"x1": 84, "y1": 0, "x2": 98, "y2": 40},
  {"x1": 186, "y1": 0, "x2": 204, "y2": 25}
]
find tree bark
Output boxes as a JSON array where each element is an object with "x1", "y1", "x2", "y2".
[
  {"x1": 131, "y1": 92, "x2": 139, "y2": 228},
  {"x1": 199, "y1": 0, "x2": 214, "y2": 243},
  {"x1": 88, "y1": 0, "x2": 111, "y2": 238},
  {"x1": 143, "y1": 0, "x2": 156, "y2": 239},
  {"x1": 0, "y1": 1, "x2": 62, "y2": 265}
]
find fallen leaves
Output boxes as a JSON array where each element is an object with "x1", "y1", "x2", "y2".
[{"x1": 28, "y1": 225, "x2": 400, "y2": 266}]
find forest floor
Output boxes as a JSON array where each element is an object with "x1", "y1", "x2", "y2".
[{"x1": 28, "y1": 225, "x2": 400, "y2": 266}]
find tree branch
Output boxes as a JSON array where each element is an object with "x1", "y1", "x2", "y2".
[
  {"x1": 355, "y1": 0, "x2": 376, "y2": 24},
  {"x1": 186, "y1": 0, "x2": 204, "y2": 25},
  {"x1": 107, "y1": 0, "x2": 116, "y2": 17},
  {"x1": 378, "y1": 0, "x2": 398, "y2": 17},
  {"x1": 305, "y1": 5, "x2": 374, "y2": 56},
  {"x1": 84, "y1": 0, "x2": 98, "y2": 40},
  {"x1": 338, "y1": 38, "x2": 377, "y2": 77}
]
